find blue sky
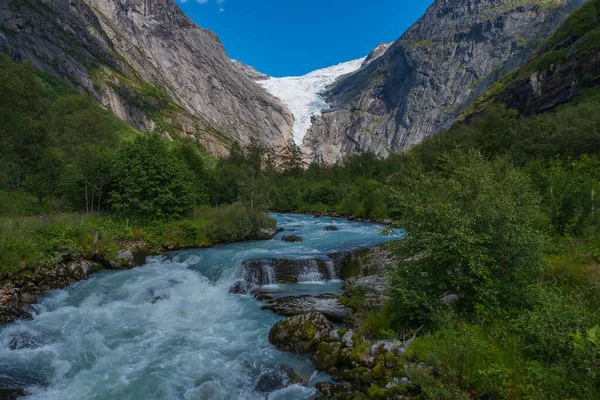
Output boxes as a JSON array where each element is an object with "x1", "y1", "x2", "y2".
[{"x1": 177, "y1": 0, "x2": 433, "y2": 77}]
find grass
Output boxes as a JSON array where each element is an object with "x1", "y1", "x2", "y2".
[
  {"x1": 401, "y1": 233, "x2": 600, "y2": 399},
  {"x1": 0, "y1": 203, "x2": 275, "y2": 279}
]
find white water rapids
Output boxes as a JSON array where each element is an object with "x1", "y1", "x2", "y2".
[{"x1": 0, "y1": 214, "x2": 400, "y2": 399}]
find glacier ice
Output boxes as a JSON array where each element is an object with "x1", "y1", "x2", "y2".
[{"x1": 258, "y1": 57, "x2": 366, "y2": 145}]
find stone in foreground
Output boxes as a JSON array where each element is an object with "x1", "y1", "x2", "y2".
[
  {"x1": 262, "y1": 294, "x2": 350, "y2": 322},
  {"x1": 268, "y1": 312, "x2": 334, "y2": 354}
]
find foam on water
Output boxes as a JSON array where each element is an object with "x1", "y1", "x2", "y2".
[{"x1": 0, "y1": 214, "x2": 402, "y2": 399}]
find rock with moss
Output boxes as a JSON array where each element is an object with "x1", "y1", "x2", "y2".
[
  {"x1": 282, "y1": 235, "x2": 303, "y2": 243},
  {"x1": 262, "y1": 294, "x2": 350, "y2": 322},
  {"x1": 110, "y1": 241, "x2": 148, "y2": 269},
  {"x1": 268, "y1": 312, "x2": 334, "y2": 354}
]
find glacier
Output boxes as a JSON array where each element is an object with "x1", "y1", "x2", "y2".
[{"x1": 258, "y1": 57, "x2": 366, "y2": 146}]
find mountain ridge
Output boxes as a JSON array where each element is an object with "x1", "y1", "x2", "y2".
[
  {"x1": 302, "y1": 0, "x2": 589, "y2": 164},
  {"x1": 0, "y1": 0, "x2": 293, "y2": 155}
]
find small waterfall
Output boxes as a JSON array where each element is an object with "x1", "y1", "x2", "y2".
[
  {"x1": 297, "y1": 260, "x2": 324, "y2": 282},
  {"x1": 325, "y1": 260, "x2": 337, "y2": 280},
  {"x1": 242, "y1": 261, "x2": 277, "y2": 285},
  {"x1": 262, "y1": 265, "x2": 276, "y2": 285}
]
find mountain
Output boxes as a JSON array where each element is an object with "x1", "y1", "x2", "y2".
[
  {"x1": 232, "y1": 60, "x2": 270, "y2": 81},
  {"x1": 302, "y1": 0, "x2": 588, "y2": 164},
  {"x1": 257, "y1": 58, "x2": 366, "y2": 145},
  {"x1": 0, "y1": 0, "x2": 293, "y2": 155}
]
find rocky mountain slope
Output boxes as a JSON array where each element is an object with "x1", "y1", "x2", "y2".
[
  {"x1": 302, "y1": 0, "x2": 588, "y2": 164},
  {"x1": 232, "y1": 60, "x2": 270, "y2": 81},
  {"x1": 0, "y1": 0, "x2": 293, "y2": 155}
]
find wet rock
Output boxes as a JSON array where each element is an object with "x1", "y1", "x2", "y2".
[
  {"x1": 271, "y1": 259, "x2": 338, "y2": 283},
  {"x1": 110, "y1": 241, "x2": 147, "y2": 269},
  {"x1": 19, "y1": 293, "x2": 36, "y2": 305},
  {"x1": 9, "y1": 332, "x2": 43, "y2": 351},
  {"x1": 0, "y1": 388, "x2": 27, "y2": 400},
  {"x1": 228, "y1": 280, "x2": 257, "y2": 295},
  {"x1": 240, "y1": 260, "x2": 277, "y2": 285},
  {"x1": 255, "y1": 373, "x2": 283, "y2": 393},
  {"x1": 0, "y1": 306, "x2": 32, "y2": 324},
  {"x1": 240, "y1": 258, "x2": 339, "y2": 285},
  {"x1": 254, "y1": 365, "x2": 305, "y2": 393},
  {"x1": 259, "y1": 228, "x2": 277, "y2": 240},
  {"x1": 323, "y1": 226, "x2": 339, "y2": 231},
  {"x1": 262, "y1": 294, "x2": 350, "y2": 322},
  {"x1": 68, "y1": 260, "x2": 103, "y2": 281},
  {"x1": 269, "y1": 312, "x2": 334, "y2": 354},
  {"x1": 150, "y1": 279, "x2": 180, "y2": 303},
  {"x1": 282, "y1": 235, "x2": 302, "y2": 243},
  {"x1": 254, "y1": 293, "x2": 274, "y2": 302}
]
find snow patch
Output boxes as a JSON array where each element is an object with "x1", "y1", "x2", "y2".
[{"x1": 258, "y1": 58, "x2": 366, "y2": 145}]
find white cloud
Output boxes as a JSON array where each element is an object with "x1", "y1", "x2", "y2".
[{"x1": 179, "y1": 0, "x2": 223, "y2": 11}]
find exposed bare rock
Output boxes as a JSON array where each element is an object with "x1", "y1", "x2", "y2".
[
  {"x1": 262, "y1": 294, "x2": 350, "y2": 322},
  {"x1": 303, "y1": 0, "x2": 587, "y2": 164},
  {"x1": 0, "y1": 0, "x2": 292, "y2": 154},
  {"x1": 232, "y1": 59, "x2": 270, "y2": 81}
]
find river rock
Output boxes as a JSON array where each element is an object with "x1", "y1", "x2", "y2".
[
  {"x1": 323, "y1": 226, "x2": 339, "y2": 231},
  {"x1": 9, "y1": 332, "x2": 43, "y2": 351},
  {"x1": 228, "y1": 280, "x2": 258, "y2": 295},
  {"x1": 19, "y1": 293, "x2": 36, "y2": 305},
  {"x1": 254, "y1": 365, "x2": 305, "y2": 393},
  {"x1": 268, "y1": 312, "x2": 334, "y2": 354},
  {"x1": 0, "y1": 388, "x2": 27, "y2": 400},
  {"x1": 68, "y1": 260, "x2": 103, "y2": 281},
  {"x1": 282, "y1": 235, "x2": 302, "y2": 243},
  {"x1": 239, "y1": 258, "x2": 339, "y2": 285},
  {"x1": 262, "y1": 294, "x2": 350, "y2": 322},
  {"x1": 0, "y1": 306, "x2": 32, "y2": 324},
  {"x1": 110, "y1": 241, "x2": 147, "y2": 269}
]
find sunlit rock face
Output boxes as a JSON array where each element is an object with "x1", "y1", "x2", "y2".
[
  {"x1": 0, "y1": 0, "x2": 293, "y2": 155},
  {"x1": 302, "y1": 0, "x2": 588, "y2": 164}
]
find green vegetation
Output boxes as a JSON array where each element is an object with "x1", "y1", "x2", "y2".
[{"x1": 0, "y1": 53, "x2": 275, "y2": 277}]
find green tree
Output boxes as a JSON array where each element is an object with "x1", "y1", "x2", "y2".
[
  {"x1": 388, "y1": 150, "x2": 544, "y2": 324},
  {"x1": 108, "y1": 134, "x2": 196, "y2": 219}
]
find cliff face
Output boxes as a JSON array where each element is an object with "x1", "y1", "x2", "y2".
[
  {"x1": 494, "y1": 0, "x2": 600, "y2": 116},
  {"x1": 303, "y1": 0, "x2": 588, "y2": 164},
  {"x1": 0, "y1": 0, "x2": 293, "y2": 155}
]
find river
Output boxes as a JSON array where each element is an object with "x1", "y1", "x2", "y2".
[{"x1": 0, "y1": 214, "x2": 400, "y2": 399}]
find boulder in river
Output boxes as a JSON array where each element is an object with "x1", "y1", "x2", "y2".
[
  {"x1": 229, "y1": 280, "x2": 258, "y2": 295},
  {"x1": 323, "y1": 225, "x2": 339, "y2": 231},
  {"x1": 268, "y1": 312, "x2": 334, "y2": 354},
  {"x1": 0, "y1": 388, "x2": 27, "y2": 400},
  {"x1": 238, "y1": 258, "x2": 339, "y2": 286},
  {"x1": 254, "y1": 365, "x2": 305, "y2": 393},
  {"x1": 262, "y1": 294, "x2": 350, "y2": 322},
  {"x1": 282, "y1": 235, "x2": 302, "y2": 243},
  {"x1": 9, "y1": 332, "x2": 43, "y2": 351},
  {"x1": 110, "y1": 241, "x2": 148, "y2": 269},
  {"x1": 0, "y1": 306, "x2": 32, "y2": 324}
]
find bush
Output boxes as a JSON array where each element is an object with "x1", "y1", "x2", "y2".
[
  {"x1": 109, "y1": 134, "x2": 197, "y2": 220},
  {"x1": 388, "y1": 150, "x2": 544, "y2": 324}
]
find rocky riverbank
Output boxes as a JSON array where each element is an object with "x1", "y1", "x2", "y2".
[
  {"x1": 226, "y1": 241, "x2": 423, "y2": 399},
  {"x1": 0, "y1": 228, "x2": 279, "y2": 325}
]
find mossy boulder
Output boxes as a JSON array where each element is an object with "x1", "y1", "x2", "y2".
[
  {"x1": 315, "y1": 341, "x2": 342, "y2": 370},
  {"x1": 268, "y1": 312, "x2": 334, "y2": 354}
]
